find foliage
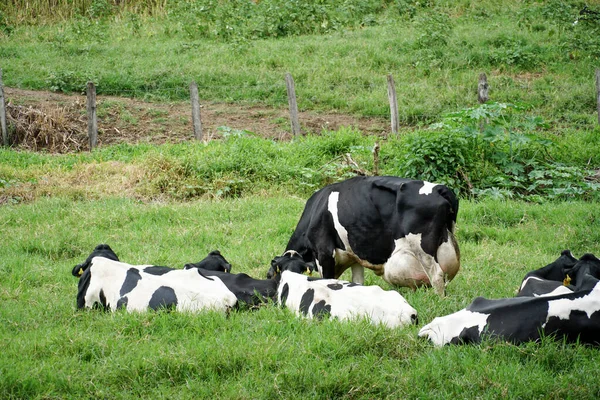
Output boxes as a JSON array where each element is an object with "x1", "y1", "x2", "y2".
[{"x1": 392, "y1": 102, "x2": 600, "y2": 200}]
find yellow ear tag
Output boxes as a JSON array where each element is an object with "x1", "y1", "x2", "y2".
[
  {"x1": 78, "y1": 268, "x2": 83, "y2": 276},
  {"x1": 563, "y1": 274, "x2": 571, "y2": 286},
  {"x1": 304, "y1": 269, "x2": 312, "y2": 276}
]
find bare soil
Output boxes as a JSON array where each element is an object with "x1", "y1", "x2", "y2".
[{"x1": 4, "y1": 87, "x2": 390, "y2": 152}]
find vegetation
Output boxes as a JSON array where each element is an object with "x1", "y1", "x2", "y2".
[
  {"x1": 1, "y1": 1, "x2": 600, "y2": 398},
  {"x1": 1, "y1": 194, "x2": 600, "y2": 399},
  {"x1": 1, "y1": 0, "x2": 599, "y2": 126}
]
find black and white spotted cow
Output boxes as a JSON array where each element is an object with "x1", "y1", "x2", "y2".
[
  {"x1": 72, "y1": 244, "x2": 237, "y2": 312},
  {"x1": 517, "y1": 250, "x2": 579, "y2": 297},
  {"x1": 185, "y1": 268, "x2": 278, "y2": 307},
  {"x1": 273, "y1": 176, "x2": 460, "y2": 295},
  {"x1": 267, "y1": 250, "x2": 314, "y2": 279},
  {"x1": 184, "y1": 250, "x2": 232, "y2": 273},
  {"x1": 277, "y1": 270, "x2": 418, "y2": 328},
  {"x1": 419, "y1": 252, "x2": 600, "y2": 346}
]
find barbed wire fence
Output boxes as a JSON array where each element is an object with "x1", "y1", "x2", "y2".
[{"x1": 1, "y1": 68, "x2": 599, "y2": 151}]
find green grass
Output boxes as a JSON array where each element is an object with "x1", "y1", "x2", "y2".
[
  {"x1": 1, "y1": 195, "x2": 600, "y2": 399},
  {"x1": 1, "y1": 1, "x2": 599, "y2": 128}
]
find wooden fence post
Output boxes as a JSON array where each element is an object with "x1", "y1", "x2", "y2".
[
  {"x1": 190, "y1": 81, "x2": 203, "y2": 141},
  {"x1": 387, "y1": 74, "x2": 399, "y2": 134},
  {"x1": 0, "y1": 68, "x2": 8, "y2": 146},
  {"x1": 596, "y1": 69, "x2": 600, "y2": 126},
  {"x1": 285, "y1": 72, "x2": 301, "y2": 136},
  {"x1": 478, "y1": 72, "x2": 489, "y2": 104},
  {"x1": 86, "y1": 81, "x2": 97, "y2": 151}
]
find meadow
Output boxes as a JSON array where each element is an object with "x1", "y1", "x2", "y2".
[{"x1": 1, "y1": 0, "x2": 600, "y2": 398}]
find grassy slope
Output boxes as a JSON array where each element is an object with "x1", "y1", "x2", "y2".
[
  {"x1": 1, "y1": 196, "x2": 600, "y2": 399},
  {"x1": 1, "y1": 2, "x2": 598, "y2": 127}
]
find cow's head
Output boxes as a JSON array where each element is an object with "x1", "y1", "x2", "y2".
[
  {"x1": 184, "y1": 250, "x2": 232, "y2": 273},
  {"x1": 72, "y1": 244, "x2": 119, "y2": 278},
  {"x1": 267, "y1": 250, "x2": 315, "y2": 279}
]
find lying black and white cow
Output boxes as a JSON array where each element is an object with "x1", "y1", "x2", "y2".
[
  {"x1": 184, "y1": 250, "x2": 232, "y2": 273},
  {"x1": 269, "y1": 176, "x2": 460, "y2": 295},
  {"x1": 419, "y1": 252, "x2": 600, "y2": 346},
  {"x1": 185, "y1": 268, "x2": 278, "y2": 307},
  {"x1": 277, "y1": 270, "x2": 418, "y2": 328},
  {"x1": 72, "y1": 244, "x2": 237, "y2": 312},
  {"x1": 267, "y1": 250, "x2": 315, "y2": 278},
  {"x1": 517, "y1": 250, "x2": 578, "y2": 297}
]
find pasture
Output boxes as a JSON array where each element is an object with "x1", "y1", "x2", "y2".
[
  {"x1": 1, "y1": 188, "x2": 600, "y2": 398},
  {"x1": 1, "y1": 0, "x2": 600, "y2": 398}
]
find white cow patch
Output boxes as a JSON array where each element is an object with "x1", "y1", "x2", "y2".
[
  {"x1": 418, "y1": 309, "x2": 489, "y2": 347},
  {"x1": 418, "y1": 181, "x2": 437, "y2": 195},
  {"x1": 328, "y1": 192, "x2": 351, "y2": 251},
  {"x1": 544, "y1": 282, "x2": 600, "y2": 325},
  {"x1": 278, "y1": 271, "x2": 417, "y2": 328}
]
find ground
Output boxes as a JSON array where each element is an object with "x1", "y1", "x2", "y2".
[{"x1": 3, "y1": 87, "x2": 390, "y2": 152}]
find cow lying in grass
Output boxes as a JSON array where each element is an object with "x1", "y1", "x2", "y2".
[
  {"x1": 72, "y1": 244, "x2": 237, "y2": 312},
  {"x1": 72, "y1": 245, "x2": 418, "y2": 329},
  {"x1": 277, "y1": 269, "x2": 418, "y2": 328},
  {"x1": 419, "y1": 251, "x2": 600, "y2": 346}
]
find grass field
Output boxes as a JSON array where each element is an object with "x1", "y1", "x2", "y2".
[
  {"x1": 1, "y1": 0, "x2": 600, "y2": 398},
  {"x1": 1, "y1": 193, "x2": 600, "y2": 399}
]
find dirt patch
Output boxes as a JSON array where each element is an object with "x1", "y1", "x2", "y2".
[{"x1": 3, "y1": 87, "x2": 390, "y2": 152}]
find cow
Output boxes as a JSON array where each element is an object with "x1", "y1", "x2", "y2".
[
  {"x1": 277, "y1": 270, "x2": 418, "y2": 328},
  {"x1": 418, "y1": 252, "x2": 600, "y2": 346},
  {"x1": 184, "y1": 250, "x2": 232, "y2": 273},
  {"x1": 72, "y1": 244, "x2": 237, "y2": 313},
  {"x1": 271, "y1": 176, "x2": 460, "y2": 295},
  {"x1": 184, "y1": 268, "x2": 278, "y2": 307},
  {"x1": 267, "y1": 250, "x2": 315, "y2": 279},
  {"x1": 517, "y1": 250, "x2": 578, "y2": 297}
]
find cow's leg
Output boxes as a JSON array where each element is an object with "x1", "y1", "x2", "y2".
[{"x1": 350, "y1": 264, "x2": 364, "y2": 285}]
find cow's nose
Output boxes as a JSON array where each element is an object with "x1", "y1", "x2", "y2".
[{"x1": 411, "y1": 314, "x2": 419, "y2": 325}]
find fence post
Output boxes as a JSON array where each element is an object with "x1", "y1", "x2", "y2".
[
  {"x1": 0, "y1": 69, "x2": 8, "y2": 146},
  {"x1": 387, "y1": 74, "x2": 399, "y2": 134},
  {"x1": 596, "y1": 69, "x2": 600, "y2": 126},
  {"x1": 285, "y1": 72, "x2": 301, "y2": 136},
  {"x1": 478, "y1": 72, "x2": 489, "y2": 104},
  {"x1": 189, "y1": 81, "x2": 203, "y2": 141},
  {"x1": 86, "y1": 81, "x2": 97, "y2": 151}
]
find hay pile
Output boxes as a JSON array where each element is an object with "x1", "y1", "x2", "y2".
[{"x1": 6, "y1": 101, "x2": 89, "y2": 153}]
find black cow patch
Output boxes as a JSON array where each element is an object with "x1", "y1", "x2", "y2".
[
  {"x1": 280, "y1": 283, "x2": 290, "y2": 305},
  {"x1": 327, "y1": 283, "x2": 343, "y2": 290},
  {"x1": 450, "y1": 325, "x2": 485, "y2": 345},
  {"x1": 299, "y1": 289, "x2": 315, "y2": 316},
  {"x1": 120, "y1": 268, "x2": 142, "y2": 296},
  {"x1": 312, "y1": 300, "x2": 332, "y2": 319},
  {"x1": 142, "y1": 266, "x2": 173, "y2": 276},
  {"x1": 345, "y1": 282, "x2": 360, "y2": 287},
  {"x1": 117, "y1": 296, "x2": 128, "y2": 309},
  {"x1": 148, "y1": 286, "x2": 178, "y2": 310}
]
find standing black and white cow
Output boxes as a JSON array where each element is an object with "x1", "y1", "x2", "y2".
[
  {"x1": 72, "y1": 244, "x2": 237, "y2": 312},
  {"x1": 419, "y1": 252, "x2": 600, "y2": 346},
  {"x1": 269, "y1": 176, "x2": 460, "y2": 295},
  {"x1": 277, "y1": 270, "x2": 418, "y2": 328}
]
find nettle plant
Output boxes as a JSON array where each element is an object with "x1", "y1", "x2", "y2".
[{"x1": 397, "y1": 102, "x2": 599, "y2": 200}]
